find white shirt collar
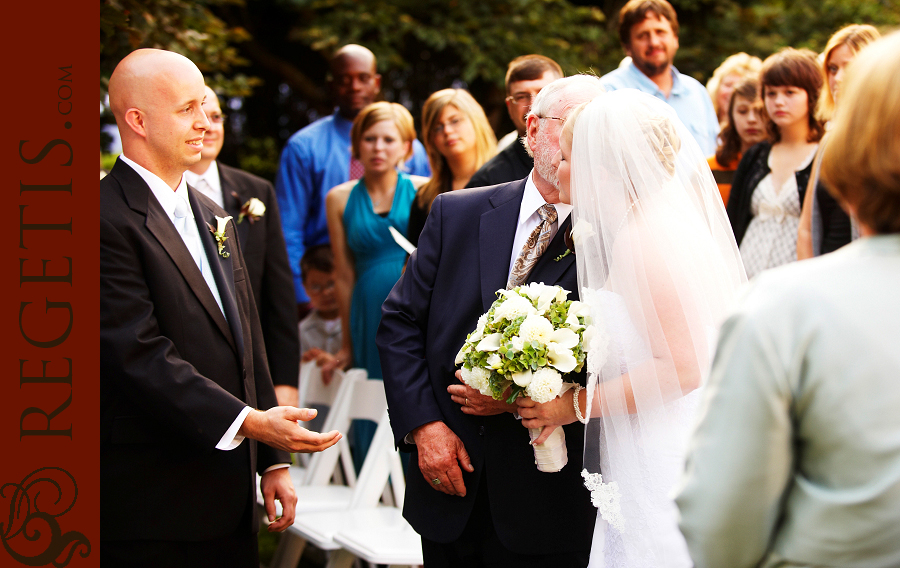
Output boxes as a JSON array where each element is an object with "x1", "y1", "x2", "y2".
[
  {"x1": 119, "y1": 154, "x2": 192, "y2": 224},
  {"x1": 518, "y1": 169, "x2": 573, "y2": 226},
  {"x1": 183, "y1": 161, "x2": 223, "y2": 207}
]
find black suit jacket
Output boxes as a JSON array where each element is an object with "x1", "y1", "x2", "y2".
[
  {"x1": 100, "y1": 158, "x2": 290, "y2": 542},
  {"x1": 376, "y1": 179, "x2": 596, "y2": 554},
  {"x1": 218, "y1": 162, "x2": 299, "y2": 388}
]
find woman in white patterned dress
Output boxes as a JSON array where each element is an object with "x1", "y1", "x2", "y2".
[
  {"x1": 725, "y1": 48, "x2": 824, "y2": 278},
  {"x1": 517, "y1": 89, "x2": 746, "y2": 567}
]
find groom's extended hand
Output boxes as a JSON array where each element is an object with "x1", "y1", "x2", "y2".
[
  {"x1": 412, "y1": 421, "x2": 474, "y2": 497},
  {"x1": 449, "y1": 370, "x2": 517, "y2": 416},
  {"x1": 239, "y1": 406, "x2": 342, "y2": 453}
]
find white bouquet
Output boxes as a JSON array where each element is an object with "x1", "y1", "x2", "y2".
[{"x1": 455, "y1": 283, "x2": 595, "y2": 472}]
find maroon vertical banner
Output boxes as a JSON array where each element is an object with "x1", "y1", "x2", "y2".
[{"x1": 1, "y1": 2, "x2": 98, "y2": 567}]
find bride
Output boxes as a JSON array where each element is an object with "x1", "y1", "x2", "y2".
[{"x1": 517, "y1": 90, "x2": 746, "y2": 567}]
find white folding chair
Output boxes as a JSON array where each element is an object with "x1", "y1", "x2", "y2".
[
  {"x1": 288, "y1": 409, "x2": 419, "y2": 568},
  {"x1": 264, "y1": 374, "x2": 391, "y2": 568}
]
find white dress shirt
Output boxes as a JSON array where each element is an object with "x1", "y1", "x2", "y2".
[
  {"x1": 507, "y1": 170, "x2": 573, "y2": 280},
  {"x1": 184, "y1": 160, "x2": 224, "y2": 208}
]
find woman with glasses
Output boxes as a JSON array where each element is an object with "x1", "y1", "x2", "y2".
[{"x1": 407, "y1": 88, "x2": 497, "y2": 245}]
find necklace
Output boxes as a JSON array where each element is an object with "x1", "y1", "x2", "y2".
[{"x1": 370, "y1": 186, "x2": 395, "y2": 208}]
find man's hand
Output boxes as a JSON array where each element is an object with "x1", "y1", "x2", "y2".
[
  {"x1": 412, "y1": 421, "x2": 474, "y2": 497},
  {"x1": 449, "y1": 370, "x2": 516, "y2": 416},
  {"x1": 240, "y1": 406, "x2": 341, "y2": 453},
  {"x1": 259, "y1": 467, "x2": 297, "y2": 532}
]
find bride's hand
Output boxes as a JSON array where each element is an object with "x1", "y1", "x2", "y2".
[{"x1": 517, "y1": 389, "x2": 577, "y2": 439}]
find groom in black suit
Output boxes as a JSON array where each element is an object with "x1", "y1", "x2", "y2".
[
  {"x1": 377, "y1": 76, "x2": 605, "y2": 567},
  {"x1": 100, "y1": 49, "x2": 340, "y2": 566}
]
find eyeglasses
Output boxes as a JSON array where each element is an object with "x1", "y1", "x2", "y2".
[
  {"x1": 506, "y1": 92, "x2": 535, "y2": 106},
  {"x1": 431, "y1": 116, "x2": 466, "y2": 136},
  {"x1": 207, "y1": 112, "x2": 227, "y2": 124},
  {"x1": 307, "y1": 281, "x2": 335, "y2": 294},
  {"x1": 537, "y1": 115, "x2": 565, "y2": 122}
]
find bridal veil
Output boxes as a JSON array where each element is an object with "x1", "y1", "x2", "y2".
[{"x1": 568, "y1": 90, "x2": 746, "y2": 565}]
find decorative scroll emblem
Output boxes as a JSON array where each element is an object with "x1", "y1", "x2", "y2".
[{"x1": 1, "y1": 467, "x2": 91, "y2": 566}]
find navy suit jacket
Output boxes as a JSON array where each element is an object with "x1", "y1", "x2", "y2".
[
  {"x1": 218, "y1": 162, "x2": 299, "y2": 388},
  {"x1": 100, "y1": 158, "x2": 289, "y2": 542},
  {"x1": 376, "y1": 178, "x2": 596, "y2": 554}
]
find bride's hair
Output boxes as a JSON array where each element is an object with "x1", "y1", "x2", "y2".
[
  {"x1": 641, "y1": 114, "x2": 680, "y2": 177},
  {"x1": 564, "y1": 97, "x2": 681, "y2": 177}
]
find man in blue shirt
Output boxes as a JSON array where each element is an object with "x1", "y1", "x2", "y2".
[
  {"x1": 600, "y1": 0, "x2": 719, "y2": 155},
  {"x1": 276, "y1": 44, "x2": 430, "y2": 316}
]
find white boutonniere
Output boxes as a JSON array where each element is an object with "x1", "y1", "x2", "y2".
[
  {"x1": 237, "y1": 196, "x2": 266, "y2": 224},
  {"x1": 207, "y1": 215, "x2": 233, "y2": 258}
]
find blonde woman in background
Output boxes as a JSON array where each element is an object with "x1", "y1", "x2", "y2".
[
  {"x1": 796, "y1": 23, "x2": 880, "y2": 259},
  {"x1": 407, "y1": 88, "x2": 496, "y2": 245},
  {"x1": 707, "y1": 52, "x2": 763, "y2": 126}
]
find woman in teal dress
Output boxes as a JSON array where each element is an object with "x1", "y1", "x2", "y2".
[{"x1": 325, "y1": 102, "x2": 427, "y2": 465}]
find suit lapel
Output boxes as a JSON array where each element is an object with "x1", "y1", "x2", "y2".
[
  {"x1": 526, "y1": 216, "x2": 576, "y2": 290},
  {"x1": 479, "y1": 180, "x2": 525, "y2": 312},
  {"x1": 218, "y1": 163, "x2": 251, "y2": 248},
  {"x1": 190, "y1": 189, "x2": 245, "y2": 360}
]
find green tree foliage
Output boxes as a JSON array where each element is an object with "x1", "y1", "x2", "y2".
[
  {"x1": 100, "y1": 0, "x2": 258, "y2": 96},
  {"x1": 290, "y1": 0, "x2": 610, "y2": 84}
]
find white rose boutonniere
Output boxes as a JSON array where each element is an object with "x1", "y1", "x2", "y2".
[
  {"x1": 237, "y1": 197, "x2": 266, "y2": 224},
  {"x1": 207, "y1": 215, "x2": 233, "y2": 258}
]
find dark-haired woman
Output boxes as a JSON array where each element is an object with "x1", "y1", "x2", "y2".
[{"x1": 726, "y1": 48, "x2": 824, "y2": 279}]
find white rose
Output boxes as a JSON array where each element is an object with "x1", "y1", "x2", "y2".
[
  {"x1": 247, "y1": 197, "x2": 266, "y2": 217},
  {"x1": 486, "y1": 353, "x2": 503, "y2": 370},
  {"x1": 493, "y1": 293, "x2": 537, "y2": 322},
  {"x1": 476, "y1": 333, "x2": 503, "y2": 352},
  {"x1": 526, "y1": 368, "x2": 563, "y2": 403},
  {"x1": 547, "y1": 343, "x2": 577, "y2": 373},
  {"x1": 518, "y1": 314, "x2": 554, "y2": 345},
  {"x1": 509, "y1": 336, "x2": 525, "y2": 352},
  {"x1": 512, "y1": 369, "x2": 533, "y2": 387},
  {"x1": 571, "y1": 218, "x2": 596, "y2": 246}
]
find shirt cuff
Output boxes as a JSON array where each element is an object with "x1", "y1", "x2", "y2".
[
  {"x1": 404, "y1": 432, "x2": 416, "y2": 445},
  {"x1": 264, "y1": 463, "x2": 291, "y2": 473},
  {"x1": 216, "y1": 406, "x2": 252, "y2": 450}
]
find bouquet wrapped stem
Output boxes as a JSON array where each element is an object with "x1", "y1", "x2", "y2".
[{"x1": 528, "y1": 426, "x2": 567, "y2": 472}]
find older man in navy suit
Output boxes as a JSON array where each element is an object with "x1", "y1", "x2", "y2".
[
  {"x1": 100, "y1": 49, "x2": 340, "y2": 567},
  {"x1": 377, "y1": 76, "x2": 605, "y2": 567}
]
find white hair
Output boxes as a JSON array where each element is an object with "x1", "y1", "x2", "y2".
[{"x1": 528, "y1": 74, "x2": 606, "y2": 122}]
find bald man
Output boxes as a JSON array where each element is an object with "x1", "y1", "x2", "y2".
[
  {"x1": 101, "y1": 49, "x2": 340, "y2": 566},
  {"x1": 275, "y1": 44, "x2": 431, "y2": 318}
]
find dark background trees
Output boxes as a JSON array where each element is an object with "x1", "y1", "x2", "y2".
[{"x1": 100, "y1": 0, "x2": 899, "y2": 181}]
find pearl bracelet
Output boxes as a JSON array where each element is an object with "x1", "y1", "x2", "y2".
[{"x1": 573, "y1": 384, "x2": 588, "y2": 424}]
